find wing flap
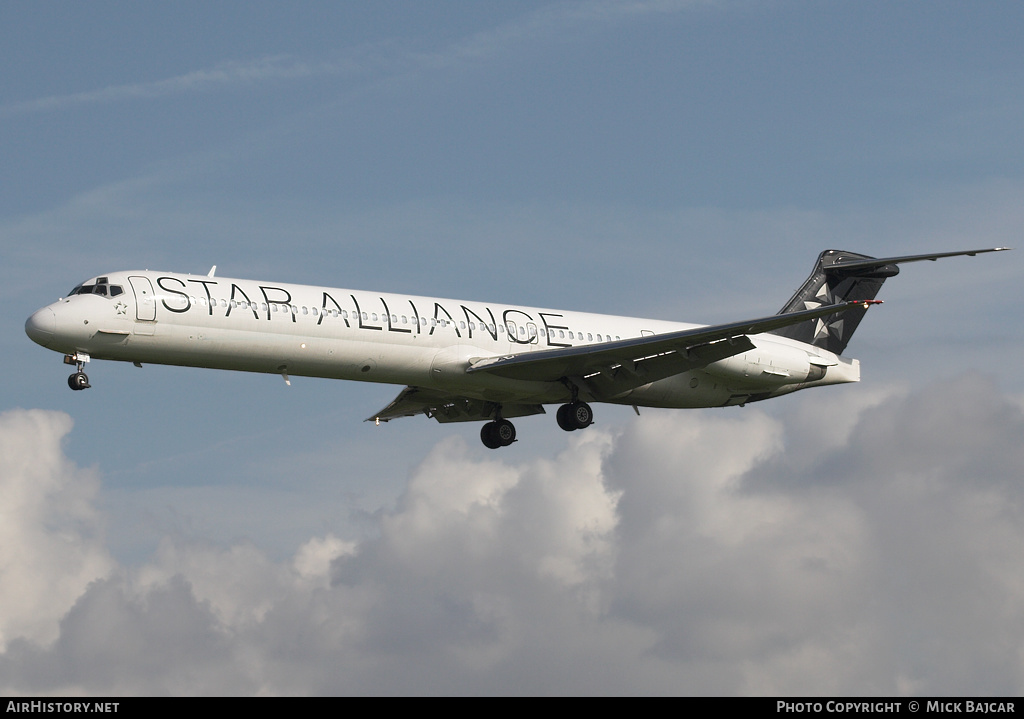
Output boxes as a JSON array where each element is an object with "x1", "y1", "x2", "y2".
[
  {"x1": 579, "y1": 335, "x2": 757, "y2": 400},
  {"x1": 368, "y1": 386, "x2": 544, "y2": 424}
]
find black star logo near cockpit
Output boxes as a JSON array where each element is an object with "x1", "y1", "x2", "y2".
[{"x1": 114, "y1": 301, "x2": 127, "y2": 316}]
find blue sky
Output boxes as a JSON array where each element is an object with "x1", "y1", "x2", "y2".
[{"x1": 2, "y1": 0, "x2": 1023, "y2": 695}]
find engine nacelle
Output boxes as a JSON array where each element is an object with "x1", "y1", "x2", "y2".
[{"x1": 704, "y1": 343, "x2": 822, "y2": 387}]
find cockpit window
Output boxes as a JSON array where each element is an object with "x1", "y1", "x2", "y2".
[{"x1": 69, "y1": 281, "x2": 124, "y2": 298}]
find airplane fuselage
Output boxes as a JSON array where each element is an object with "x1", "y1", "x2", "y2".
[
  {"x1": 27, "y1": 249, "x2": 1007, "y2": 447},
  {"x1": 25, "y1": 269, "x2": 857, "y2": 413}
]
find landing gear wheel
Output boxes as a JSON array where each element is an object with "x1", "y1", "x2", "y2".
[
  {"x1": 67, "y1": 372, "x2": 90, "y2": 391},
  {"x1": 557, "y1": 401, "x2": 593, "y2": 431},
  {"x1": 480, "y1": 419, "x2": 516, "y2": 449},
  {"x1": 571, "y1": 401, "x2": 593, "y2": 429},
  {"x1": 481, "y1": 422, "x2": 501, "y2": 449},
  {"x1": 557, "y1": 404, "x2": 577, "y2": 432},
  {"x1": 494, "y1": 418, "x2": 516, "y2": 446}
]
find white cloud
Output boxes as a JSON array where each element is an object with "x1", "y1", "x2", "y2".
[
  {"x1": 0, "y1": 410, "x2": 114, "y2": 650},
  {"x1": 3, "y1": 375, "x2": 1024, "y2": 694}
]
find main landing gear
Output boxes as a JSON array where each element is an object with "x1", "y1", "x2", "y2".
[
  {"x1": 478, "y1": 401, "x2": 595, "y2": 449},
  {"x1": 480, "y1": 418, "x2": 516, "y2": 449},
  {"x1": 64, "y1": 354, "x2": 91, "y2": 391},
  {"x1": 556, "y1": 401, "x2": 593, "y2": 432}
]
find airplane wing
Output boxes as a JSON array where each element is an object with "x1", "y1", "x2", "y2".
[
  {"x1": 368, "y1": 386, "x2": 545, "y2": 424},
  {"x1": 370, "y1": 301, "x2": 875, "y2": 423},
  {"x1": 467, "y1": 300, "x2": 878, "y2": 399}
]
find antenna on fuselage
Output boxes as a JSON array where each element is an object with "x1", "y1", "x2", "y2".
[{"x1": 208, "y1": 265, "x2": 217, "y2": 277}]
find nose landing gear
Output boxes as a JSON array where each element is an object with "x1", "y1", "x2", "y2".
[
  {"x1": 64, "y1": 354, "x2": 91, "y2": 391},
  {"x1": 68, "y1": 371, "x2": 90, "y2": 390}
]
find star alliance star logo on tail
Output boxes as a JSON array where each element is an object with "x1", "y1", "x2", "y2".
[{"x1": 804, "y1": 282, "x2": 845, "y2": 343}]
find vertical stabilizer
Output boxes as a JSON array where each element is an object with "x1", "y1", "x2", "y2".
[
  {"x1": 770, "y1": 250, "x2": 896, "y2": 354},
  {"x1": 769, "y1": 247, "x2": 1009, "y2": 354}
]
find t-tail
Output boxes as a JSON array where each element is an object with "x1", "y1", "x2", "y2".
[{"x1": 769, "y1": 247, "x2": 1010, "y2": 354}]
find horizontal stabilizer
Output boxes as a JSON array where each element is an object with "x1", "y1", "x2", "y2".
[{"x1": 826, "y1": 247, "x2": 1010, "y2": 274}]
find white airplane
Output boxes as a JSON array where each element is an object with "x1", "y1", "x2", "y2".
[{"x1": 25, "y1": 248, "x2": 1007, "y2": 448}]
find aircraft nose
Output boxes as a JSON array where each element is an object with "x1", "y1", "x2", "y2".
[{"x1": 25, "y1": 307, "x2": 56, "y2": 347}]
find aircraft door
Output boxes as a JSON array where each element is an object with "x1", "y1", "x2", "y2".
[{"x1": 129, "y1": 276, "x2": 157, "y2": 321}]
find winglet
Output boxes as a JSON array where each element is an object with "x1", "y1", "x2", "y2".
[{"x1": 208, "y1": 265, "x2": 217, "y2": 278}]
